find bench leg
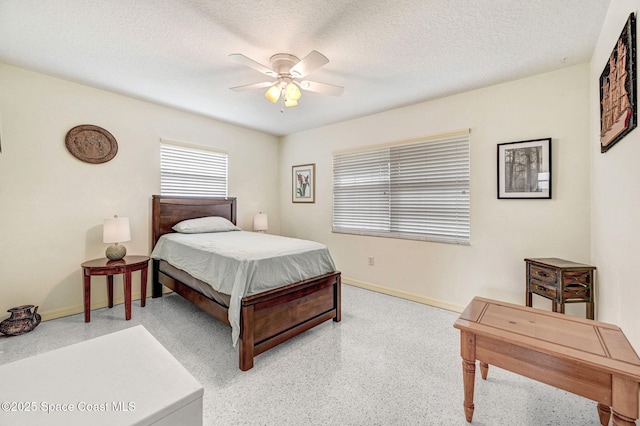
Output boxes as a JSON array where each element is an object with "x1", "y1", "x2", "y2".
[
  {"x1": 480, "y1": 362, "x2": 489, "y2": 380},
  {"x1": 611, "y1": 376, "x2": 638, "y2": 426},
  {"x1": 597, "y1": 404, "x2": 611, "y2": 426},
  {"x1": 460, "y1": 331, "x2": 476, "y2": 423}
]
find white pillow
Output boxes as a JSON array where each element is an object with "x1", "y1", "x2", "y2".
[{"x1": 172, "y1": 216, "x2": 241, "y2": 233}]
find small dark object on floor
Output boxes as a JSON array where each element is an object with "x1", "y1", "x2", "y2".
[{"x1": 0, "y1": 305, "x2": 41, "y2": 336}]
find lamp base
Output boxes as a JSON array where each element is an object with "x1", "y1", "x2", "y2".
[{"x1": 106, "y1": 244, "x2": 127, "y2": 260}]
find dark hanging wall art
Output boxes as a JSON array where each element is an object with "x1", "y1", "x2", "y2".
[{"x1": 600, "y1": 13, "x2": 637, "y2": 153}]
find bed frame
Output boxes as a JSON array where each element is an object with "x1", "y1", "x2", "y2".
[{"x1": 151, "y1": 195, "x2": 341, "y2": 370}]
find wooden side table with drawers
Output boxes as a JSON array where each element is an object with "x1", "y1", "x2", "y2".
[{"x1": 525, "y1": 257, "x2": 596, "y2": 320}]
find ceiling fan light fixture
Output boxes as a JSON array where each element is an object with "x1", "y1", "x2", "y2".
[
  {"x1": 265, "y1": 85, "x2": 281, "y2": 103},
  {"x1": 229, "y1": 51, "x2": 343, "y2": 110}
]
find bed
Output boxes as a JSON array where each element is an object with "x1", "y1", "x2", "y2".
[{"x1": 150, "y1": 195, "x2": 341, "y2": 370}]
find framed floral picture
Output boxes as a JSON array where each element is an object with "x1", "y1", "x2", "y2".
[
  {"x1": 497, "y1": 138, "x2": 552, "y2": 199},
  {"x1": 292, "y1": 163, "x2": 315, "y2": 203}
]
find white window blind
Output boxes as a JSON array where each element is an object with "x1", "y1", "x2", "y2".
[
  {"x1": 160, "y1": 142, "x2": 228, "y2": 197},
  {"x1": 333, "y1": 131, "x2": 470, "y2": 244}
]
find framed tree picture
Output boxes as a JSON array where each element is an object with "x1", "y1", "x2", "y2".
[
  {"x1": 600, "y1": 13, "x2": 637, "y2": 153},
  {"x1": 292, "y1": 163, "x2": 315, "y2": 203},
  {"x1": 497, "y1": 138, "x2": 552, "y2": 199}
]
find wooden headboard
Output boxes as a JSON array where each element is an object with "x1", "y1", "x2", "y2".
[{"x1": 151, "y1": 195, "x2": 237, "y2": 248}]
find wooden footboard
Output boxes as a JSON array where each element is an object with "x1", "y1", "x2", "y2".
[
  {"x1": 153, "y1": 260, "x2": 341, "y2": 370},
  {"x1": 239, "y1": 271, "x2": 341, "y2": 371}
]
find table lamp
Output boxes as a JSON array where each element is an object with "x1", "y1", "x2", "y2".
[
  {"x1": 253, "y1": 212, "x2": 268, "y2": 233},
  {"x1": 103, "y1": 215, "x2": 131, "y2": 260}
]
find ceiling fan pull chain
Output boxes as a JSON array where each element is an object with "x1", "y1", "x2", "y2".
[{"x1": 280, "y1": 89, "x2": 285, "y2": 113}]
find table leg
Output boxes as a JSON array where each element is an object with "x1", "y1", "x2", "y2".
[
  {"x1": 83, "y1": 272, "x2": 91, "y2": 323},
  {"x1": 107, "y1": 275, "x2": 114, "y2": 308},
  {"x1": 140, "y1": 265, "x2": 148, "y2": 308},
  {"x1": 611, "y1": 376, "x2": 639, "y2": 426},
  {"x1": 526, "y1": 290, "x2": 532, "y2": 307},
  {"x1": 460, "y1": 331, "x2": 476, "y2": 423},
  {"x1": 612, "y1": 412, "x2": 637, "y2": 426},
  {"x1": 587, "y1": 302, "x2": 595, "y2": 320},
  {"x1": 597, "y1": 404, "x2": 611, "y2": 426},
  {"x1": 480, "y1": 362, "x2": 489, "y2": 380},
  {"x1": 124, "y1": 270, "x2": 132, "y2": 320}
]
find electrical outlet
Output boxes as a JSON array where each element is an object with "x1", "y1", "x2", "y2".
[{"x1": 368, "y1": 256, "x2": 375, "y2": 266}]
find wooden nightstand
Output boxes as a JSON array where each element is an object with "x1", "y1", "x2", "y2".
[
  {"x1": 82, "y1": 255, "x2": 150, "y2": 322},
  {"x1": 525, "y1": 257, "x2": 596, "y2": 319}
]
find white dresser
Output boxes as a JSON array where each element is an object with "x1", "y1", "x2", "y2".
[{"x1": 0, "y1": 325, "x2": 203, "y2": 425}]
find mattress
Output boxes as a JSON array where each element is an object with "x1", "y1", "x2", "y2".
[{"x1": 151, "y1": 230, "x2": 337, "y2": 345}]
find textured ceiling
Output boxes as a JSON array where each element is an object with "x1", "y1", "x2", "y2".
[{"x1": 0, "y1": 0, "x2": 611, "y2": 136}]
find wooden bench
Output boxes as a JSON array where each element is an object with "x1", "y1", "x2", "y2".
[{"x1": 454, "y1": 297, "x2": 640, "y2": 425}]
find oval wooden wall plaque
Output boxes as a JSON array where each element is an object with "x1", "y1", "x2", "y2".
[{"x1": 65, "y1": 125, "x2": 118, "y2": 164}]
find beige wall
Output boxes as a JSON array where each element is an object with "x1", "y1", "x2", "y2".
[
  {"x1": 280, "y1": 64, "x2": 593, "y2": 316},
  {"x1": 5, "y1": 31, "x2": 637, "y2": 355},
  {"x1": 0, "y1": 63, "x2": 280, "y2": 320},
  {"x1": 591, "y1": 0, "x2": 640, "y2": 350}
]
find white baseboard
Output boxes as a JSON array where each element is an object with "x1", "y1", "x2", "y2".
[
  {"x1": 40, "y1": 278, "x2": 462, "y2": 321},
  {"x1": 343, "y1": 277, "x2": 465, "y2": 313},
  {"x1": 39, "y1": 292, "x2": 147, "y2": 321}
]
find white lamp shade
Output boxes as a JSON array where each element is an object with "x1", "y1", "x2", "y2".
[
  {"x1": 265, "y1": 85, "x2": 281, "y2": 103},
  {"x1": 253, "y1": 213, "x2": 268, "y2": 232},
  {"x1": 103, "y1": 216, "x2": 131, "y2": 243},
  {"x1": 285, "y1": 82, "x2": 301, "y2": 101}
]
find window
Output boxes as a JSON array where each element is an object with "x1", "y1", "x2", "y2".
[
  {"x1": 160, "y1": 140, "x2": 228, "y2": 197},
  {"x1": 332, "y1": 130, "x2": 470, "y2": 244}
]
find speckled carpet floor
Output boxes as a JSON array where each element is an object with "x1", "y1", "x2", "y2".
[{"x1": 1, "y1": 284, "x2": 616, "y2": 425}]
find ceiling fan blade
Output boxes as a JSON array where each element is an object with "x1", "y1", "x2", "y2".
[
  {"x1": 230, "y1": 81, "x2": 275, "y2": 91},
  {"x1": 299, "y1": 80, "x2": 344, "y2": 96},
  {"x1": 229, "y1": 54, "x2": 277, "y2": 77},
  {"x1": 290, "y1": 50, "x2": 329, "y2": 78}
]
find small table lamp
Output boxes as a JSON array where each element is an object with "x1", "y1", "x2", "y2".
[
  {"x1": 253, "y1": 212, "x2": 268, "y2": 233},
  {"x1": 103, "y1": 215, "x2": 131, "y2": 260}
]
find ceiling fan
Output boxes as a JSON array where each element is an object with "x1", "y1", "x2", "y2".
[{"x1": 229, "y1": 50, "x2": 344, "y2": 110}]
